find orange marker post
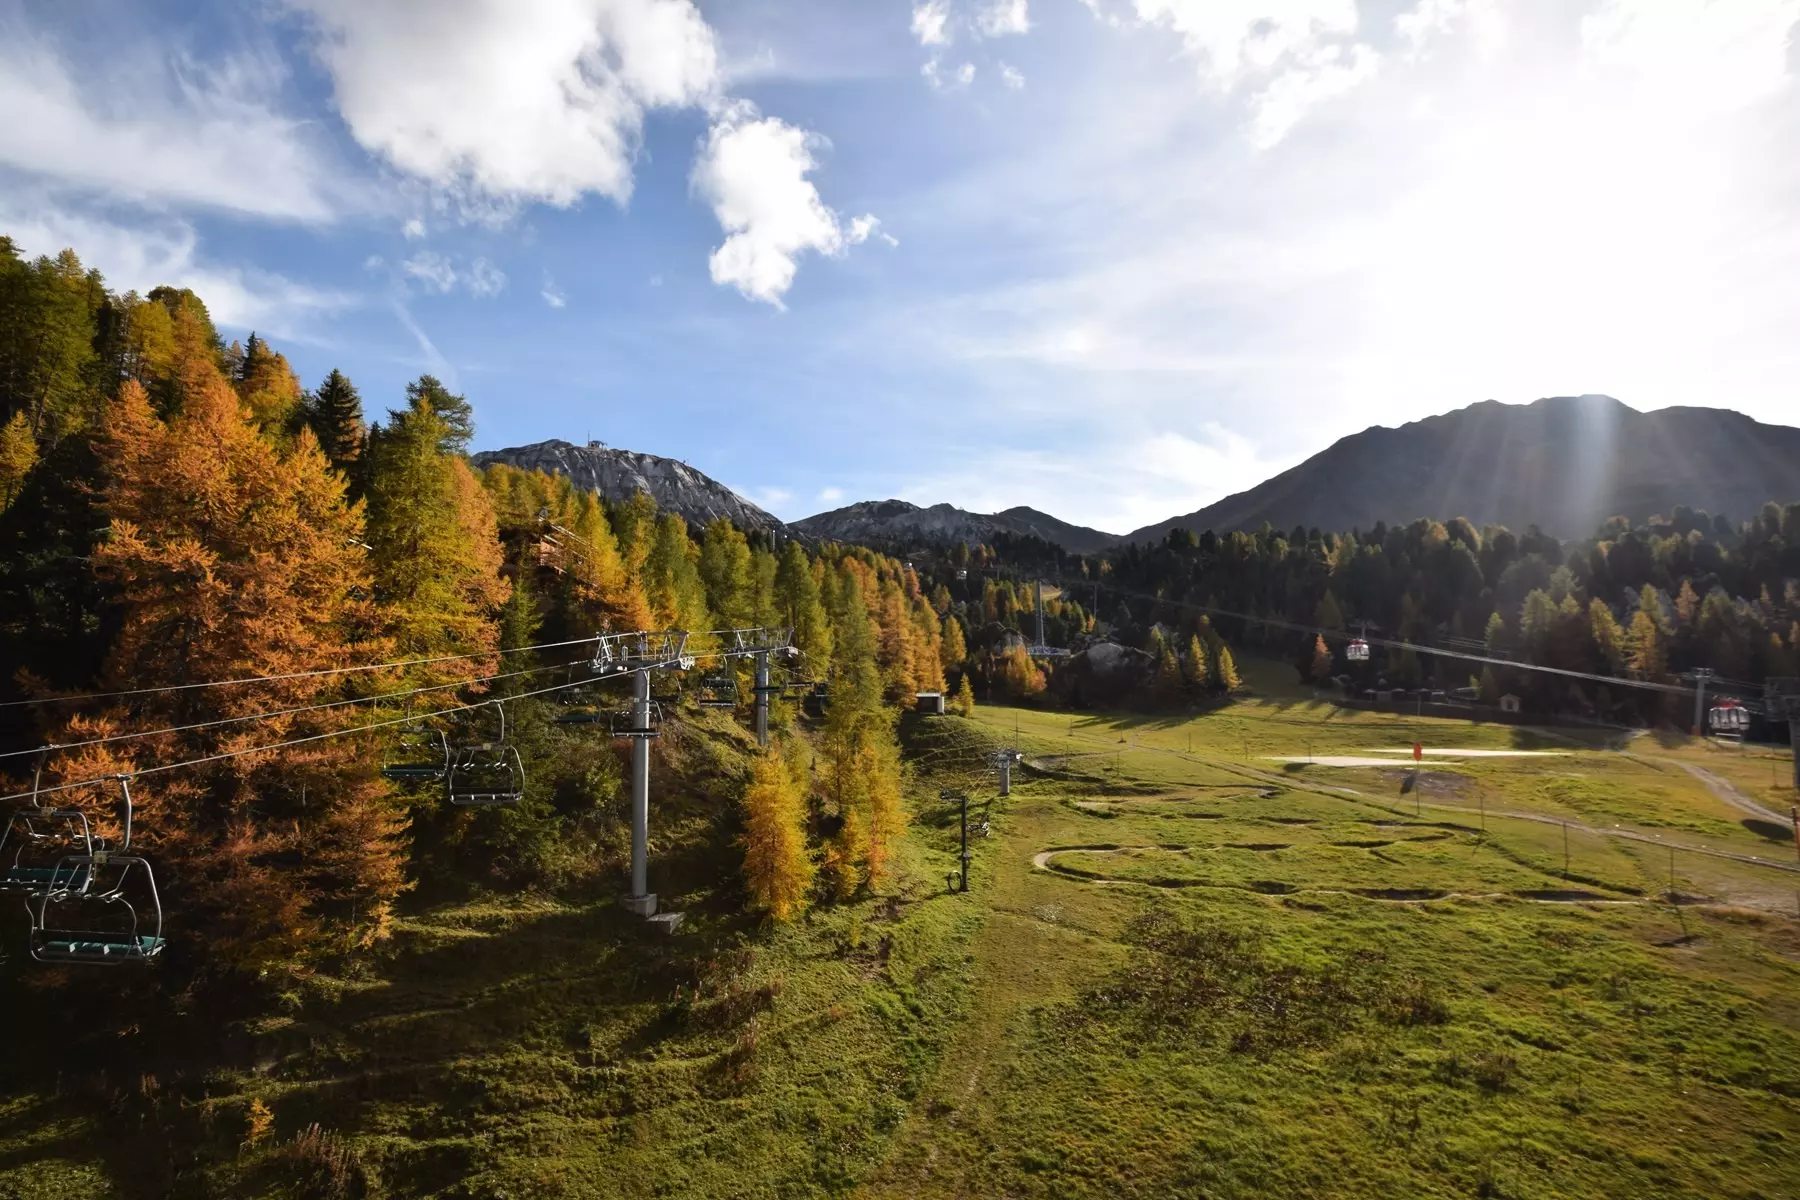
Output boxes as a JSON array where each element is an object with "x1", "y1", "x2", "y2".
[{"x1": 1413, "y1": 742, "x2": 1423, "y2": 763}]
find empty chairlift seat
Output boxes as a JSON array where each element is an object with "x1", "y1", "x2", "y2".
[
  {"x1": 447, "y1": 702, "x2": 526, "y2": 806},
  {"x1": 382, "y1": 727, "x2": 451, "y2": 782},
  {"x1": 30, "y1": 854, "x2": 165, "y2": 964},
  {"x1": 0, "y1": 807, "x2": 95, "y2": 897},
  {"x1": 696, "y1": 673, "x2": 738, "y2": 709},
  {"x1": 27, "y1": 777, "x2": 164, "y2": 966}
]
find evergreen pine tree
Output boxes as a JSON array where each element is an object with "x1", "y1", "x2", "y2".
[
  {"x1": 403, "y1": 375, "x2": 475, "y2": 453},
  {"x1": 307, "y1": 368, "x2": 367, "y2": 472}
]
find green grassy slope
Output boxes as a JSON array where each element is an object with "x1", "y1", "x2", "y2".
[{"x1": 3, "y1": 673, "x2": 1798, "y2": 1199}]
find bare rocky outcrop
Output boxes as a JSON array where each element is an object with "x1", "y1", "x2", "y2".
[
  {"x1": 472, "y1": 439, "x2": 782, "y2": 533},
  {"x1": 792, "y1": 499, "x2": 1117, "y2": 556}
]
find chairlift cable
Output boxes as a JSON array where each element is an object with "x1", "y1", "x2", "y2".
[
  {"x1": 1062, "y1": 576, "x2": 1707, "y2": 698},
  {"x1": 1, "y1": 642, "x2": 787, "y2": 807},
  {"x1": 0, "y1": 674, "x2": 606, "y2": 806},
  {"x1": 0, "y1": 660, "x2": 571, "y2": 762},
  {"x1": 0, "y1": 635, "x2": 604, "y2": 710}
]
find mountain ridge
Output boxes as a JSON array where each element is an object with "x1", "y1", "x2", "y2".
[
  {"x1": 1118, "y1": 395, "x2": 1800, "y2": 544},
  {"x1": 471, "y1": 438, "x2": 782, "y2": 533},
  {"x1": 790, "y1": 498, "x2": 1119, "y2": 556}
]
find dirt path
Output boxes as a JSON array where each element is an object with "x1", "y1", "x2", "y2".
[{"x1": 1663, "y1": 759, "x2": 1793, "y2": 827}]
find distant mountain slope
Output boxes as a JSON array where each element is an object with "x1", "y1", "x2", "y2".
[
  {"x1": 472, "y1": 439, "x2": 781, "y2": 533},
  {"x1": 792, "y1": 499, "x2": 1118, "y2": 556},
  {"x1": 1122, "y1": 396, "x2": 1800, "y2": 544}
]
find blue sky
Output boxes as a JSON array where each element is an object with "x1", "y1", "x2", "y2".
[{"x1": 3, "y1": 0, "x2": 1798, "y2": 534}]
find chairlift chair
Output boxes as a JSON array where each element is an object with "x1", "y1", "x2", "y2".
[
  {"x1": 30, "y1": 854, "x2": 165, "y2": 965},
  {"x1": 0, "y1": 807, "x2": 95, "y2": 897},
  {"x1": 381, "y1": 725, "x2": 451, "y2": 782},
  {"x1": 610, "y1": 701, "x2": 664, "y2": 740},
  {"x1": 696, "y1": 672, "x2": 738, "y2": 709},
  {"x1": 27, "y1": 776, "x2": 164, "y2": 966},
  {"x1": 446, "y1": 702, "x2": 525, "y2": 806},
  {"x1": 0, "y1": 752, "x2": 97, "y2": 897}
]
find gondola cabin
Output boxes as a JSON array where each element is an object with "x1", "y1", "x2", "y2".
[
  {"x1": 1709, "y1": 700, "x2": 1750, "y2": 735},
  {"x1": 1347, "y1": 638, "x2": 1371, "y2": 662}
]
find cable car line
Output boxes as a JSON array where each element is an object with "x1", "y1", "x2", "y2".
[
  {"x1": 0, "y1": 634, "x2": 605, "y2": 710},
  {"x1": 0, "y1": 643, "x2": 769, "y2": 809},
  {"x1": 1046, "y1": 574, "x2": 1709, "y2": 698},
  {"x1": 0, "y1": 661, "x2": 570, "y2": 762}
]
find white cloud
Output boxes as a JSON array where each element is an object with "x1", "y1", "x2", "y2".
[
  {"x1": 541, "y1": 272, "x2": 567, "y2": 307},
  {"x1": 1000, "y1": 62, "x2": 1026, "y2": 89},
  {"x1": 847, "y1": 214, "x2": 897, "y2": 247},
  {"x1": 911, "y1": 0, "x2": 951, "y2": 46},
  {"x1": 291, "y1": 0, "x2": 721, "y2": 208},
  {"x1": 401, "y1": 216, "x2": 427, "y2": 239},
  {"x1": 923, "y1": 58, "x2": 977, "y2": 89},
  {"x1": 1128, "y1": 0, "x2": 1378, "y2": 145},
  {"x1": 401, "y1": 249, "x2": 458, "y2": 293},
  {"x1": 0, "y1": 24, "x2": 343, "y2": 221},
  {"x1": 391, "y1": 300, "x2": 453, "y2": 380},
  {"x1": 0, "y1": 198, "x2": 352, "y2": 336},
  {"x1": 1247, "y1": 42, "x2": 1377, "y2": 149},
  {"x1": 1580, "y1": 0, "x2": 1800, "y2": 114},
  {"x1": 467, "y1": 257, "x2": 506, "y2": 297},
  {"x1": 817, "y1": 486, "x2": 845, "y2": 505},
  {"x1": 977, "y1": 0, "x2": 1030, "y2": 38},
  {"x1": 398, "y1": 250, "x2": 507, "y2": 298},
  {"x1": 910, "y1": 0, "x2": 1800, "y2": 485},
  {"x1": 692, "y1": 104, "x2": 872, "y2": 307}
]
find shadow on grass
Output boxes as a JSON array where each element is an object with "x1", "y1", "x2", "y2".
[{"x1": 1741, "y1": 818, "x2": 1796, "y2": 844}]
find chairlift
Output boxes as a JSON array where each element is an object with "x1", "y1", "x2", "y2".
[
  {"x1": 0, "y1": 808, "x2": 94, "y2": 897},
  {"x1": 447, "y1": 702, "x2": 525, "y2": 806},
  {"x1": 381, "y1": 724, "x2": 451, "y2": 782},
  {"x1": 1347, "y1": 638, "x2": 1371, "y2": 662},
  {"x1": 696, "y1": 672, "x2": 738, "y2": 709},
  {"x1": 28, "y1": 776, "x2": 165, "y2": 966},
  {"x1": 0, "y1": 751, "x2": 96, "y2": 897},
  {"x1": 610, "y1": 702, "x2": 664, "y2": 740}
]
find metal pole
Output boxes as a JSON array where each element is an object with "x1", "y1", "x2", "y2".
[
  {"x1": 1692, "y1": 668, "x2": 1711, "y2": 737},
  {"x1": 960, "y1": 792, "x2": 970, "y2": 893},
  {"x1": 628, "y1": 665, "x2": 652, "y2": 910},
  {"x1": 754, "y1": 651, "x2": 770, "y2": 749},
  {"x1": 999, "y1": 756, "x2": 1012, "y2": 797}
]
